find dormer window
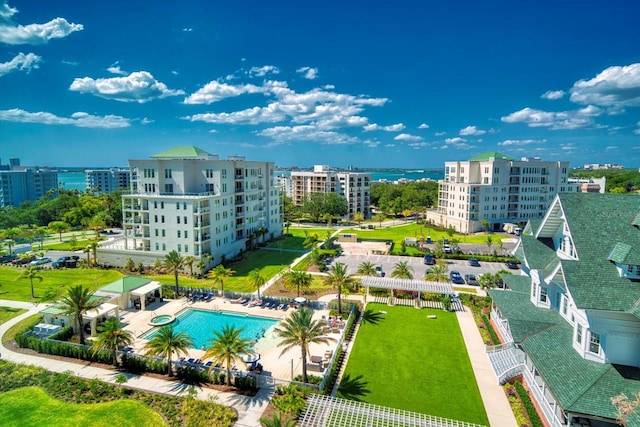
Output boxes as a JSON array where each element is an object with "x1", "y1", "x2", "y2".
[{"x1": 589, "y1": 332, "x2": 601, "y2": 354}]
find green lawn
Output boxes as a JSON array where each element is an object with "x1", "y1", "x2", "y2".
[
  {"x1": 0, "y1": 387, "x2": 166, "y2": 427},
  {"x1": 0, "y1": 267, "x2": 124, "y2": 302},
  {"x1": 0, "y1": 306, "x2": 27, "y2": 326},
  {"x1": 341, "y1": 222, "x2": 496, "y2": 245},
  {"x1": 340, "y1": 303, "x2": 488, "y2": 425}
]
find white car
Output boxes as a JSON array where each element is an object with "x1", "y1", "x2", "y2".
[{"x1": 30, "y1": 257, "x2": 52, "y2": 266}]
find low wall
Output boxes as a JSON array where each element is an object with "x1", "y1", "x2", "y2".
[{"x1": 97, "y1": 247, "x2": 163, "y2": 268}]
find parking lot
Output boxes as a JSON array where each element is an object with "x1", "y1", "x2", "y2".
[{"x1": 333, "y1": 252, "x2": 516, "y2": 284}]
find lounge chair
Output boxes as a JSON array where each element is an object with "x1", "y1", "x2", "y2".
[
  {"x1": 269, "y1": 301, "x2": 279, "y2": 309},
  {"x1": 240, "y1": 297, "x2": 250, "y2": 305},
  {"x1": 280, "y1": 303, "x2": 289, "y2": 311},
  {"x1": 230, "y1": 297, "x2": 244, "y2": 304},
  {"x1": 186, "y1": 358, "x2": 195, "y2": 365},
  {"x1": 203, "y1": 293, "x2": 212, "y2": 302},
  {"x1": 260, "y1": 299, "x2": 269, "y2": 308},
  {"x1": 204, "y1": 360, "x2": 213, "y2": 368}
]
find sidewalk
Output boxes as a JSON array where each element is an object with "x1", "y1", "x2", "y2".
[{"x1": 0, "y1": 300, "x2": 271, "y2": 427}]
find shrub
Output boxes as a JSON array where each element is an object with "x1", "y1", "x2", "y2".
[
  {"x1": 176, "y1": 366, "x2": 211, "y2": 384},
  {"x1": 515, "y1": 381, "x2": 544, "y2": 427},
  {"x1": 481, "y1": 314, "x2": 500, "y2": 345},
  {"x1": 272, "y1": 384, "x2": 314, "y2": 417},
  {"x1": 234, "y1": 375, "x2": 257, "y2": 392}
]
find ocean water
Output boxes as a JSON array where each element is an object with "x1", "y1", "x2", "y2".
[
  {"x1": 58, "y1": 172, "x2": 86, "y2": 192},
  {"x1": 275, "y1": 169, "x2": 443, "y2": 182}
]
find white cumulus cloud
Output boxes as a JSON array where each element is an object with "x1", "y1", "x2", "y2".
[
  {"x1": 498, "y1": 139, "x2": 547, "y2": 146},
  {"x1": 570, "y1": 63, "x2": 640, "y2": 107},
  {"x1": 445, "y1": 137, "x2": 466, "y2": 144},
  {"x1": 0, "y1": 108, "x2": 131, "y2": 128},
  {"x1": 0, "y1": 2, "x2": 83, "y2": 45},
  {"x1": 296, "y1": 66, "x2": 318, "y2": 80},
  {"x1": 107, "y1": 65, "x2": 127, "y2": 76},
  {"x1": 459, "y1": 125, "x2": 486, "y2": 136},
  {"x1": 248, "y1": 65, "x2": 280, "y2": 77},
  {"x1": 501, "y1": 106, "x2": 605, "y2": 130},
  {"x1": 394, "y1": 133, "x2": 423, "y2": 142},
  {"x1": 70, "y1": 71, "x2": 185, "y2": 103},
  {"x1": 0, "y1": 52, "x2": 41, "y2": 76},
  {"x1": 184, "y1": 80, "x2": 271, "y2": 104},
  {"x1": 258, "y1": 125, "x2": 359, "y2": 145},
  {"x1": 363, "y1": 123, "x2": 405, "y2": 132},
  {"x1": 541, "y1": 90, "x2": 565, "y2": 100},
  {"x1": 418, "y1": 123, "x2": 429, "y2": 129}
]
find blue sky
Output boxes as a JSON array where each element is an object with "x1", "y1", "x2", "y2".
[{"x1": 1, "y1": 1, "x2": 639, "y2": 169}]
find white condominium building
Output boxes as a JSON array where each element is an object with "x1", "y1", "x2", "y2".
[
  {"x1": 427, "y1": 152, "x2": 578, "y2": 233},
  {"x1": 0, "y1": 158, "x2": 58, "y2": 207},
  {"x1": 290, "y1": 165, "x2": 371, "y2": 219},
  {"x1": 85, "y1": 167, "x2": 131, "y2": 193},
  {"x1": 119, "y1": 146, "x2": 282, "y2": 267}
]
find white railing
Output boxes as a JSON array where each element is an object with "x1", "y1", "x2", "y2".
[
  {"x1": 491, "y1": 309, "x2": 513, "y2": 342},
  {"x1": 522, "y1": 367, "x2": 565, "y2": 427}
]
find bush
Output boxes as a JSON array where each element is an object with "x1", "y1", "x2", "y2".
[
  {"x1": 515, "y1": 381, "x2": 544, "y2": 427},
  {"x1": 234, "y1": 375, "x2": 257, "y2": 392},
  {"x1": 176, "y1": 366, "x2": 212, "y2": 384},
  {"x1": 15, "y1": 330, "x2": 112, "y2": 365},
  {"x1": 272, "y1": 384, "x2": 314, "y2": 417},
  {"x1": 481, "y1": 314, "x2": 500, "y2": 345}
]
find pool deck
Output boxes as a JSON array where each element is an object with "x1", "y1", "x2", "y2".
[{"x1": 121, "y1": 296, "x2": 342, "y2": 382}]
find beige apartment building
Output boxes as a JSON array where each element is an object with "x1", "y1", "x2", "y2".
[
  {"x1": 290, "y1": 165, "x2": 371, "y2": 219},
  {"x1": 426, "y1": 152, "x2": 579, "y2": 233},
  {"x1": 100, "y1": 146, "x2": 283, "y2": 269}
]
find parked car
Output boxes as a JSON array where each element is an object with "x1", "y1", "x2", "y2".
[
  {"x1": 30, "y1": 257, "x2": 52, "y2": 266},
  {"x1": 52, "y1": 256, "x2": 78, "y2": 268},
  {"x1": 505, "y1": 261, "x2": 519, "y2": 270},
  {"x1": 12, "y1": 255, "x2": 35, "y2": 265},
  {"x1": 423, "y1": 254, "x2": 435, "y2": 265},
  {"x1": 464, "y1": 274, "x2": 479, "y2": 286},
  {"x1": 0, "y1": 254, "x2": 17, "y2": 264},
  {"x1": 449, "y1": 271, "x2": 465, "y2": 284},
  {"x1": 375, "y1": 265, "x2": 385, "y2": 277},
  {"x1": 468, "y1": 258, "x2": 480, "y2": 267},
  {"x1": 443, "y1": 244, "x2": 452, "y2": 254}
]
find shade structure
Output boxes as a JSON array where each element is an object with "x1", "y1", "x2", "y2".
[{"x1": 294, "y1": 297, "x2": 307, "y2": 304}]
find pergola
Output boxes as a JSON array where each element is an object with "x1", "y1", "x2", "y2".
[
  {"x1": 131, "y1": 281, "x2": 162, "y2": 310},
  {"x1": 83, "y1": 303, "x2": 119, "y2": 336},
  {"x1": 360, "y1": 276, "x2": 454, "y2": 303},
  {"x1": 299, "y1": 394, "x2": 486, "y2": 427}
]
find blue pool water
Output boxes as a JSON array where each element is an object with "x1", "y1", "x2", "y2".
[{"x1": 141, "y1": 309, "x2": 279, "y2": 349}]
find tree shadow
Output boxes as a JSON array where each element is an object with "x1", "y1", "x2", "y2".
[
  {"x1": 361, "y1": 309, "x2": 385, "y2": 325},
  {"x1": 337, "y1": 373, "x2": 370, "y2": 401}
]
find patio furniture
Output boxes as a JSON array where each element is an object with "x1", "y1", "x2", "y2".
[{"x1": 310, "y1": 355, "x2": 323, "y2": 364}]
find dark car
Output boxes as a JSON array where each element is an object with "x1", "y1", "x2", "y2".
[
  {"x1": 505, "y1": 261, "x2": 519, "y2": 270},
  {"x1": 423, "y1": 254, "x2": 435, "y2": 265},
  {"x1": 52, "y1": 256, "x2": 78, "y2": 268},
  {"x1": 450, "y1": 271, "x2": 465, "y2": 284},
  {"x1": 464, "y1": 274, "x2": 479, "y2": 286},
  {"x1": 0, "y1": 254, "x2": 17, "y2": 264},
  {"x1": 12, "y1": 255, "x2": 35, "y2": 265},
  {"x1": 468, "y1": 258, "x2": 480, "y2": 267}
]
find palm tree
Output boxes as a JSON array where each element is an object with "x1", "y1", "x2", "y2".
[
  {"x1": 302, "y1": 230, "x2": 318, "y2": 249},
  {"x1": 34, "y1": 226, "x2": 47, "y2": 250},
  {"x1": 283, "y1": 269, "x2": 311, "y2": 297},
  {"x1": 260, "y1": 412, "x2": 297, "y2": 427},
  {"x1": 324, "y1": 263, "x2": 355, "y2": 315},
  {"x1": 391, "y1": 261, "x2": 414, "y2": 279},
  {"x1": 163, "y1": 250, "x2": 186, "y2": 296},
  {"x1": 356, "y1": 261, "x2": 377, "y2": 277},
  {"x1": 208, "y1": 264, "x2": 235, "y2": 295},
  {"x1": 249, "y1": 268, "x2": 266, "y2": 299},
  {"x1": 143, "y1": 326, "x2": 193, "y2": 376},
  {"x1": 275, "y1": 307, "x2": 335, "y2": 384},
  {"x1": 284, "y1": 221, "x2": 291, "y2": 235},
  {"x1": 486, "y1": 235, "x2": 494, "y2": 253},
  {"x1": 18, "y1": 266, "x2": 43, "y2": 299},
  {"x1": 88, "y1": 240, "x2": 99, "y2": 265},
  {"x1": 2, "y1": 227, "x2": 20, "y2": 254},
  {"x1": 83, "y1": 245, "x2": 91, "y2": 265},
  {"x1": 91, "y1": 317, "x2": 134, "y2": 366},
  {"x1": 60, "y1": 285, "x2": 101, "y2": 345},
  {"x1": 48, "y1": 221, "x2": 69, "y2": 241},
  {"x1": 425, "y1": 261, "x2": 449, "y2": 282},
  {"x1": 497, "y1": 239, "x2": 505, "y2": 256},
  {"x1": 184, "y1": 255, "x2": 196, "y2": 277},
  {"x1": 203, "y1": 325, "x2": 253, "y2": 386}
]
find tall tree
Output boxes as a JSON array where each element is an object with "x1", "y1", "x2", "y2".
[
  {"x1": 91, "y1": 317, "x2": 134, "y2": 366},
  {"x1": 60, "y1": 285, "x2": 101, "y2": 345},
  {"x1": 48, "y1": 221, "x2": 70, "y2": 241},
  {"x1": 356, "y1": 261, "x2": 377, "y2": 277},
  {"x1": 274, "y1": 307, "x2": 335, "y2": 384},
  {"x1": 203, "y1": 325, "x2": 253, "y2": 386},
  {"x1": 2, "y1": 227, "x2": 20, "y2": 254},
  {"x1": 143, "y1": 326, "x2": 193, "y2": 376},
  {"x1": 485, "y1": 235, "x2": 494, "y2": 253},
  {"x1": 249, "y1": 268, "x2": 266, "y2": 299},
  {"x1": 88, "y1": 240, "x2": 99, "y2": 265},
  {"x1": 34, "y1": 226, "x2": 47, "y2": 250},
  {"x1": 18, "y1": 266, "x2": 43, "y2": 299},
  {"x1": 163, "y1": 250, "x2": 185, "y2": 296},
  {"x1": 391, "y1": 261, "x2": 414, "y2": 280},
  {"x1": 283, "y1": 269, "x2": 312, "y2": 297},
  {"x1": 425, "y1": 261, "x2": 449, "y2": 282},
  {"x1": 184, "y1": 255, "x2": 196, "y2": 277},
  {"x1": 208, "y1": 264, "x2": 235, "y2": 295},
  {"x1": 324, "y1": 263, "x2": 355, "y2": 315}
]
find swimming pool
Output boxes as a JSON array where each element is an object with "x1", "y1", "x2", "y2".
[{"x1": 141, "y1": 309, "x2": 279, "y2": 349}]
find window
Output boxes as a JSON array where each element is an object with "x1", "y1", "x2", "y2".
[
  {"x1": 561, "y1": 296, "x2": 568, "y2": 315},
  {"x1": 164, "y1": 184, "x2": 173, "y2": 193},
  {"x1": 184, "y1": 245, "x2": 188, "y2": 252},
  {"x1": 165, "y1": 169, "x2": 172, "y2": 178},
  {"x1": 176, "y1": 202, "x2": 180, "y2": 209},
  {"x1": 177, "y1": 230, "x2": 181, "y2": 238},
  {"x1": 177, "y1": 216, "x2": 180, "y2": 224},
  {"x1": 154, "y1": 201, "x2": 157, "y2": 209},
  {"x1": 177, "y1": 244, "x2": 182, "y2": 252},
  {"x1": 184, "y1": 216, "x2": 187, "y2": 224},
  {"x1": 221, "y1": 169, "x2": 227, "y2": 179},
  {"x1": 155, "y1": 229, "x2": 158, "y2": 237},
  {"x1": 184, "y1": 231, "x2": 188, "y2": 239},
  {"x1": 206, "y1": 183, "x2": 215, "y2": 192},
  {"x1": 589, "y1": 332, "x2": 600, "y2": 354},
  {"x1": 162, "y1": 243, "x2": 166, "y2": 251},
  {"x1": 161, "y1": 215, "x2": 165, "y2": 223},
  {"x1": 540, "y1": 287, "x2": 548, "y2": 303},
  {"x1": 160, "y1": 202, "x2": 164, "y2": 209},
  {"x1": 155, "y1": 243, "x2": 159, "y2": 250},
  {"x1": 576, "y1": 324, "x2": 583, "y2": 344},
  {"x1": 161, "y1": 229, "x2": 165, "y2": 237},
  {"x1": 154, "y1": 215, "x2": 158, "y2": 223}
]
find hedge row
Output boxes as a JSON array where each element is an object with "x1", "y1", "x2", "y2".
[
  {"x1": 15, "y1": 333, "x2": 113, "y2": 365},
  {"x1": 515, "y1": 380, "x2": 544, "y2": 427},
  {"x1": 481, "y1": 314, "x2": 500, "y2": 345}
]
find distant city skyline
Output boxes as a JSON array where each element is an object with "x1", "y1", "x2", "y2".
[{"x1": 1, "y1": 1, "x2": 640, "y2": 168}]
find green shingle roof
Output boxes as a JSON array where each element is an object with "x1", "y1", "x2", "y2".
[
  {"x1": 491, "y1": 289, "x2": 640, "y2": 422},
  {"x1": 468, "y1": 151, "x2": 514, "y2": 161},
  {"x1": 99, "y1": 276, "x2": 151, "y2": 293},
  {"x1": 501, "y1": 274, "x2": 531, "y2": 293},
  {"x1": 151, "y1": 146, "x2": 210, "y2": 159}
]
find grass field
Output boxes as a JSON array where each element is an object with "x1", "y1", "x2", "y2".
[
  {"x1": 340, "y1": 303, "x2": 488, "y2": 425},
  {"x1": 2, "y1": 313, "x2": 41, "y2": 345},
  {"x1": 0, "y1": 387, "x2": 166, "y2": 427},
  {"x1": 0, "y1": 267, "x2": 124, "y2": 302},
  {"x1": 341, "y1": 222, "x2": 495, "y2": 245},
  {"x1": 0, "y1": 306, "x2": 27, "y2": 326}
]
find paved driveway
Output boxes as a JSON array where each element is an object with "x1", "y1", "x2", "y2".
[{"x1": 333, "y1": 253, "x2": 514, "y2": 281}]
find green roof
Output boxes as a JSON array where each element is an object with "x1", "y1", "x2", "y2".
[
  {"x1": 41, "y1": 305, "x2": 66, "y2": 315},
  {"x1": 501, "y1": 274, "x2": 531, "y2": 294},
  {"x1": 100, "y1": 276, "x2": 151, "y2": 293},
  {"x1": 468, "y1": 151, "x2": 514, "y2": 161},
  {"x1": 151, "y1": 146, "x2": 210, "y2": 159},
  {"x1": 491, "y1": 289, "x2": 640, "y2": 422}
]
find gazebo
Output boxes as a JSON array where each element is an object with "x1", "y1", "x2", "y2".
[{"x1": 99, "y1": 276, "x2": 162, "y2": 310}]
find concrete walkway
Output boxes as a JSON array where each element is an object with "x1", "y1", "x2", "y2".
[{"x1": 0, "y1": 300, "x2": 271, "y2": 427}]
